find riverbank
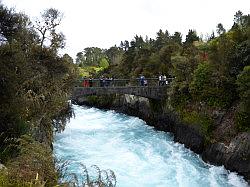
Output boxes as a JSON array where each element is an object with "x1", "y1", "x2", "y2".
[{"x1": 73, "y1": 94, "x2": 250, "y2": 183}]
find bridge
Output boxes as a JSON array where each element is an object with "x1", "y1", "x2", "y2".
[{"x1": 72, "y1": 78, "x2": 173, "y2": 100}]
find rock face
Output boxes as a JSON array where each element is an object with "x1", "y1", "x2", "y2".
[
  {"x1": 73, "y1": 94, "x2": 250, "y2": 182},
  {"x1": 202, "y1": 133, "x2": 250, "y2": 182}
]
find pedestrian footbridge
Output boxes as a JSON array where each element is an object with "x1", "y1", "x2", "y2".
[{"x1": 72, "y1": 78, "x2": 173, "y2": 100}]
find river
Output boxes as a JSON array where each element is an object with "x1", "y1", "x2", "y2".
[{"x1": 54, "y1": 105, "x2": 248, "y2": 187}]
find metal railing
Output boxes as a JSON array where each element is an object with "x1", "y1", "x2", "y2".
[{"x1": 76, "y1": 78, "x2": 174, "y2": 87}]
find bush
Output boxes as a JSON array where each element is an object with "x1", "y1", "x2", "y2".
[
  {"x1": 236, "y1": 65, "x2": 250, "y2": 132},
  {"x1": 181, "y1": 110, "x2": 213, "y2": 137},
  {"x1": 58, "y1": 164, "x2": 116, "y2": 187},
  {"x1": 169, "y1": 81, "x2": 191, "y2": 110},
  {"x1": 5, "y1": 135, "x2": 58, "y2": 186},
  {"x1": 0, "y1": 170, "x2": 46, "y2": 187},
  {"x1": 190, "y1": 62, "x2": 235, "y2": 108}
]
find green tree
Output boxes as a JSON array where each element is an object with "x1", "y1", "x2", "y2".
[
  {"x1": 154, "y1": 29, "x2": 169, "y2": 50},
  {"x1": 216, "y1": 23, "x2": 226, "y2": 35},
  {"x1": 171, "y1": 32, "x2": 182, "y2": 45},
  {"x1": 76, "y1": 52, "x2": 84, "y2": 65},
  {"x1": 0, "y1": 3, "x2": 77, "y2": 185},
  {"x1": 99, "y1": 58, "x2": 109, "y2": 69},
  {"x1": 236, "y1": 65, "x2": 250, "y2": 131},
  {"x1": 106, "y1": 46, "x2": 123, "y2": 65},
  {"x1": 234, "y1": 10, "x2": 243, "y2": 26},
  {"x1": 184, "y1": 29, "x2": 199, "y2": 45},
  {"x1": 34, "y1": 8, "x2": 64, "y2": 50}
]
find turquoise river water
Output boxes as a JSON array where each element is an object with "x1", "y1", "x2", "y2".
[{"x1": 54, "y1": 105, "x2": 248, "y2": 187}]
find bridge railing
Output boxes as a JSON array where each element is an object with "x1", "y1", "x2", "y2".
[{"x1": 76, "y1": 78, "x2": 174, "y2": 87}]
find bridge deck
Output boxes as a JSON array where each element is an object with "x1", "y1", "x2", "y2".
[{"x1": 73, "y1": 86, "x2": 169, "y2": 100}]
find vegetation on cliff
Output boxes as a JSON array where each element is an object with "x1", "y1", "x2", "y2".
[{"x1": 0, "y1": 3, "x2": 77, "y2": 186}]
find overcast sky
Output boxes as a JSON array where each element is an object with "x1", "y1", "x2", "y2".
[{"x1": 2, "y1": 0, "x2": 250, "y2": 58}]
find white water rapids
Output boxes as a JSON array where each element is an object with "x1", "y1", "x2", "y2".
[{"x1": 54, "y1": 105, "x2": 248, "y2": 187}]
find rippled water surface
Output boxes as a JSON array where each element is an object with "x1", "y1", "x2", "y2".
[{"x1": 54, "y1": 105, "x2": 248, "y2": 187}]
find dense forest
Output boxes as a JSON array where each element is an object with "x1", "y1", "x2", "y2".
[
  {"x1": 0, "y1": 0, "x2": 249, "y2": 185},
  {"x1": 77, "y1": 11, "x2": 249, "y2": 138},
  {"x1": 0, "y1": 2, "x2": 77, "y2": 186}
]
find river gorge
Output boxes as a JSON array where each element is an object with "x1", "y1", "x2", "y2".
[{"x1": 54, "y1": 105, "x2": 248, "y2": 186}]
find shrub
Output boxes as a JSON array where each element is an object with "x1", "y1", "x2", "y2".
[
  {"x1": 5, "y1": 135, "x2": 58, "y2": 186},
  {"x1": 236, "y1": 65, "x2": 250, "y2": 132},
  {"x1": 181, "y1": 110, "x2": 213, "y2": 137},
  {"x1": 190, "y1": 62, "x2": 235, "y2": 108}
]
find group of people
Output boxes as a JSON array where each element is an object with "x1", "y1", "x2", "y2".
[
  {"x1": 82, "y1": 76, "x2": 93, "y2": 87},
  {"x1": 82, "y1": 76, "x2": 114, "y2": 87},
  {"x1": 158, "y1": 74, "x2": 168, "y2": 86},
  {"x1": 139, "y1": 74, "x2": 168, "y2": 86},
  {"x1": 99, "y1": 76, "x2": 114, "y2": 87},
  {"x1": 82, "y1": 74, "x2": 168, "y2": 87}
]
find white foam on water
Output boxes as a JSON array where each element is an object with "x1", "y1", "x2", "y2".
[{"x1": 54, "y1": 105, "x2": 248, "y2": 187}]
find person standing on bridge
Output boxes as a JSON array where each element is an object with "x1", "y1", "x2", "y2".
[
  {"x1": 140, "y1": 75, "x2": 145, "y2": 86},
  {"x1": 89, "y1": 77, "x2": 93, "y2": 87},
  {"x1": 83, "y1": 76, "x2": 87, "y2": 87},
  {"x1": 163, "y1": 75, "x2": 167, "y2": 86},
  {"x1": 158, "y1": 74, "x2": 163, "y2": 86},
  {"x1": 144, "y1": 79, "x2": 148, "y2": 86},
  {"x1": 99, "y1": 76, "x2": 104, "y2": 87}
]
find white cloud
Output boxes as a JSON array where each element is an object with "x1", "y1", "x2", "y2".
[{"x1": 2, "y1": 0, "x2": 250, "y2": 58}]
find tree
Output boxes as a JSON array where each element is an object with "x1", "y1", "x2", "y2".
[
  {"x1": 0, "y1": 3, "x2": 78, "y2": 184},
  {"x1": 0, "y1": 4, "x2": 19, "y2": 43},
  {"x1": 234, "y1": 10, "x2": 243, "y2": 26},
  {"x1": 236, "y1": 65, "x2": 250, "y2": 131},
  {"x1": 34, "y1": 8, "x2": 64, "y2": 50},
  {"x1": 236, "y1": 65, "x2": 250, "y2": 108},
  {"x1": 155, "y1": 29, "x2": 169, "y2": 50},
  {"x1": 171, "y1": 32, "x2": 182, "y2": 45},
  {"x1": 99, "y1": 58, "x2": 109, "y2": 69},
  {"x1": 216, "y1": 23, "x2": 226, "y2": 35},
  {"x1": 0, "y1": 4, "x2": 36, "y2": 45},
  {"x1": 171, "y1": 54, "x2": 193, "y2": 82},
  {"x1": 63, "y1": 53, "x2": 73, "y2": 64},
  {"x1": 76, "y1": 52, "x2": 84, "y2": 65},
  {"x1": 184, "y1": 29, "x2": 199, "y2": 45},
  {"x1": 106, "y1": 46, "x2": 123, "y2": 65}
]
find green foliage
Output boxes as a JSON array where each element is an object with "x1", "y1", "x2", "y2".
[
  {"x1": 169, "y1": 81, "x2": 191, "y2": 110},
  {"x1": 181, "y1": 110, "x2": 213, "y2": 136},
  {"x1": 35, "y1": 8, "x2": 64, "y2": 50},
  {"x1": 0, "y1": 118, "x2": 28, "y2": 162},
  {"x1": 236, "y1": 111, "x2": 250, "y2": 132},
  {"x1": 76, "y1": 47, "x2": 107, "y2": 67},
  {"x1": 106, "y1": 46, "x2": 124, "y2": 65},
  {"x1": 0, "y1": 2, "x2": 78, "y2": 185},
  {"x1": 0, "y1": 170, "x2": 46, "y2": 187},
  {"x1": 99, "y1": 58, "x2": 109, "y2": 69},
  {"x1": 184, "y1": 29, "x2": 199, "y2": 45},
  {"x1": 0, "y1": 135, "x2": 57, "y2": 187},
  {"x1": 171, "y1": 54, "x2": 192, "y2": 82},
  {"x1": 57, "y1": 164, "x2": 116, "y2": 187},
  {"x1": 190, "y1": 62, "x2": 235, "y2": 107},
  {"x1": 236, "y1": 65, "x2": 250, "y2": 101},
  {"x1": 236, "y1": 66, "x2": 250, "y2": 131},
  {"x1": 190, "y1": 62, "x2": 213, "y2": 93}
]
